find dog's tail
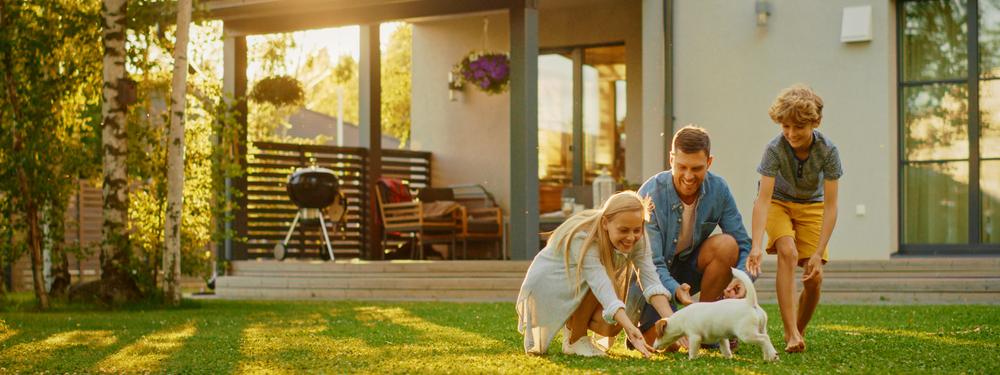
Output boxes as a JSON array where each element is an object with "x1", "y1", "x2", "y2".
[{"x1": 731, "y1": 267, "x2": 758, "y2": 307}]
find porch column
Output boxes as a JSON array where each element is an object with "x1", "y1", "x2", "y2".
[
  {"x1": 360, "y1": 23, "x2": 383, "y2": 260},
  {"x1": 571, "y1": 48, "x2": 584, "y2": 186},
  {"x1": 509, "y1": 0, "x2": 539, "y2": 260},
  {"x1": 223, "y1": 32, "x2": 248, "y2": 261},
  {"x1": 642, "y1": 0, "x2": 668, "y2": 175}
]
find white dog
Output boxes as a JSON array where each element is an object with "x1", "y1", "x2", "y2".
[{"x1": 652, "y1": 268, "x2": 779, "y2": 361}]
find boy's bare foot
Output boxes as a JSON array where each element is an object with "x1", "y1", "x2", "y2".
[{"x1": 784, "y1": 336, "x2": 806, "y2": 353}]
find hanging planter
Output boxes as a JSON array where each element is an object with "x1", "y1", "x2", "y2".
[
  {"x1": 250, "y1": 75, "x2": 304, "y2": 107},
  {"x1": 454, "y1": 51, "x2": 510, "y2": 95}
]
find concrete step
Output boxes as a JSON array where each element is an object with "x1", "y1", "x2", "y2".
[
  {"x1": 218, "y1": 276, "x2": 521, "y2": 290},
  {"x1": 231, "y1": 259, "x2": 533, "y2": 274},
  {"x1": 217, "y1": 258, "x2": 1000, "y2": 304},
  {"x1": 216, "y1": 286, "x2": 517, "y2": 302}
]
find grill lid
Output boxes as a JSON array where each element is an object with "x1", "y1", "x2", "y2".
[{"x1": 286, "y1": 167, "x2": 341, "y2": 209}]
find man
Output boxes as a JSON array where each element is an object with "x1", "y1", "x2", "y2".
[{"x1": 627, "y1": 125, "x2": 753, "y2": 347}]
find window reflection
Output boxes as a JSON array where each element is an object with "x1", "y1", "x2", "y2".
[
  {"x1": 538, "y1": 54, "x2": 573, "y2": 185},
  {"x1": 583, "y1": 45, "x2": 626, "y2": 183},
  {"x1": 903, "y1": 162, "x2": 969, "y2": 244},
  {"x1": 980, "y1": 0, "x2": 1000, "y2": 78},
  {"x1": 983, "y1": 161, "x2": 1000, "y2": 243},
  {"x1": 902, "y1": 84, "x2": 969, "y2": 161},
  {"x1": 902, "y1": 0, "x2": 968, "y2": 81},
  {"x1": 981, "y1": 80, "x2": 1000, "y2": 158}
]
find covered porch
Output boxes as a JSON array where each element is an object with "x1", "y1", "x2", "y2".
[{"x1": 208, "y1": 0, "x2": 672, "y2": 263}]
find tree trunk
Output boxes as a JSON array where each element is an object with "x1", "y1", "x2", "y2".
[
  {"x1": 1, "y1": 2, "x2": 49, "y2": 310},
  {"x1": 49, "y1": 241, "x2": 72, "y2": 298},
  {"x1": 164, "y1": 0, "x2": 192, "y2": 306},
  {"x1": 100, "y1": 0, "x2": 140, "y2": 303},
  {"x1": 19, "y1": 173, "x2": 48, "y2": 309}
]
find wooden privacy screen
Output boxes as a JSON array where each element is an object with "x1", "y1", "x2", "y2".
[{"x1": 244, "y1": 142, "x2": 431, "y2": 260}]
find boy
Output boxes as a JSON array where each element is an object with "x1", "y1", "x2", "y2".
[{"x1": 745, "y1": 84, "x2": 842, "y2": 353}]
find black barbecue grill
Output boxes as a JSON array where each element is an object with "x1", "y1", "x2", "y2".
[{"x1": 273, "y1": 166, "x2": 346, "y2": 261}]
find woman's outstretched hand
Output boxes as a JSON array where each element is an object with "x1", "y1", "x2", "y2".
[{"x1": 625, "y1": 326, "x2": 655, "y2": 358}]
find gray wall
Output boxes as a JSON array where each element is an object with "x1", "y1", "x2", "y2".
[{"x1": 673, "y1": 0, "x2": 896, "y2": 260}]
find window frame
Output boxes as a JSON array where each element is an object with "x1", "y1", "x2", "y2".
[{"x1": 897, "y1": 0, "x2": 1000, "y2": 254}]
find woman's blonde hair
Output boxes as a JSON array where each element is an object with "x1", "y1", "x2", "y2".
[
  {"x1": 548, "y1": 191, "x2": 653, "y2": 298},
  {"x1": 768, "y1": 84, "x2": 824, "y2": 127}
]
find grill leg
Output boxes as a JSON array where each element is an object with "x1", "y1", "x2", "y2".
[
  {"x1": 282, "y1": 211, "x2": 302, "y2": 246},
  {"x1": 318, "y1": 214, "x2": 335, "y2": 261}
]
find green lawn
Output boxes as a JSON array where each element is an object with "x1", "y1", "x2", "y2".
[{"x1": 1, "y1": 293, "x2": 998, "y2": 374}]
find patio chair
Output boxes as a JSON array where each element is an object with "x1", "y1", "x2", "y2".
[
  {"x1": 449, "y1": 184, "x2": 504, "y2": 260},
  {"x1": 375, "y1": 179, "x2": 460, "y2": 260}
]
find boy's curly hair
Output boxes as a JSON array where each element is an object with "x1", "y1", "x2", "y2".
[{"x1": 768, "y1": 84, "x2": 824, "y2": 127}]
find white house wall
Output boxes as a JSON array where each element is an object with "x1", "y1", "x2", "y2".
[
  {"x1": 411, "y1": 0, "x2": 646, "y2": 213},
  {"x1": 411, "y1": 14, "x2": 513, "y2": 210},
  {"x1": 673, "y1": 0, "x2": 896, "y2": 260}
]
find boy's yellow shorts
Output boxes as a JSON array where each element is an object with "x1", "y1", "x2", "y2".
[{"x1": 765, "y1": 200, "x2": 828, "y2": 266}]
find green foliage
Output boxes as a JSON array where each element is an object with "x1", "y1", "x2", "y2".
[
  {"x1": 124, "y1": 19, "x2": 237, "y2": 292},
  {"x1": 0, "y1": 0, "x2": 104, "y2": 299},
  {"x1": 0, "y1": 299, "x2": 999, "y2": 373},
  {"x1": 268, "y1": 23, "x2": 413, "y2": 147},
  {"x1": 381, "y1": 23, "x2": 412, "y2": 146}
]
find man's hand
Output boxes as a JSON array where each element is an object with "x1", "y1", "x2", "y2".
[
  {"x1": 723, "y1": 279, "x2": 747, "y2": 299},
  {"x1": 746, "y1": 247, "x2": 763, "y2": 277},
  {"x1": 802, "y1": 254, "x2": 823, "y2": 282},
  {"x1": 674, "y1": 283, "x2": 693, "y2": 305}
]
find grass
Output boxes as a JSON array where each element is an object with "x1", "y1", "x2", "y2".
[{"x1": 1, "y1": 293, "x2": 998, "y2": 374}]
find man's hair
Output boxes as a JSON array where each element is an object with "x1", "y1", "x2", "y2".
[
  {"x1": 672, "y1": 125, "x2": 711, "y2": 157},
  {"x1": 769, "y1": 84, "x2": 824, "y2": 127}
]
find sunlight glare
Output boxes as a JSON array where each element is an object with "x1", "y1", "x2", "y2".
[{"x1": 94, "y1": 322, "x2": 197, "y2": 373}]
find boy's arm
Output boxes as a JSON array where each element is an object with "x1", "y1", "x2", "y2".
[
  {"x1": 747, "y1": 175, "x2": 775, "y2": 277},
  {"x1": 805, "y1": 179, "x2": 838, "y2": 281}
]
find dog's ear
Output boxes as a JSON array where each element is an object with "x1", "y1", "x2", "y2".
[{"x1": 654, "y1": 318, "x2": 669, "y2": 337}]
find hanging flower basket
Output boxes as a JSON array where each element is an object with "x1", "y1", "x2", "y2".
[
  {"x1": 250, "y1": 75, "x2": 304, "y2": 107},
  {"x1": 454, "y1": 51, "x2": 510, "y2": 95}
]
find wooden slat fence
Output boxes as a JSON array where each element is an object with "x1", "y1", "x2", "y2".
[{"x1": 243, "y1": 142, "x2": 431, "y2": 260}]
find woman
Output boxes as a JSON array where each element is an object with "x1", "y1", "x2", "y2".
[{"x1": 516, "y1": 191, "x2": 674, "y2": 357}]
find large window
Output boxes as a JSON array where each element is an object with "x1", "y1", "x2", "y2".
[
  {"x1": 537, "y1": 44, "x2": 626, "y2": 209},
  {"x1": 899, "y1": 0, "x2": 1000, "y2": 253}
]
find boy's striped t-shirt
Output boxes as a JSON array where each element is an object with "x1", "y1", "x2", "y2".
[{"x1": 756, "y1": 130, "x2": 843, "y2": 203}]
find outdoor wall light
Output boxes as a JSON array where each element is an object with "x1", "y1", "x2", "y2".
[
  {"x1": 447, "y1": 71, "x2": 464, "y2": 101},
  {"x1": 755, "y1": 0, "x2": 771, "y2": 27}
]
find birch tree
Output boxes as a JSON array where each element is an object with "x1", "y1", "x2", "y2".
[
  {"x1": 100, "y1": 0, "x2": 141, "y2": 303},
  {"x1": 164, "y1": 0, "x2": 192, "y2": 306}
]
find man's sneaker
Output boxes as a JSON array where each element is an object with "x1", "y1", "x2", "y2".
[{"x1": 562, "y1": 329, "x2": 607, "y2": 357}]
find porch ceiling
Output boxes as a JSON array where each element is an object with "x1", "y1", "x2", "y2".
[{"x1": 207, "y1": 0, "x2": 517, "y2": 35}]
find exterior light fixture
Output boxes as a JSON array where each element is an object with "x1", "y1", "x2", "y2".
[
  {"x1": 447, "y1": 71, "x2": 464, "y2": 101},
  {"x1": 756, "y1": 0, "x2": 771, "y2": 27}
]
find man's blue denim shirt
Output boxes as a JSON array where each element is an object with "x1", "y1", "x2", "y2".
[{"x1": 637, "y1": 170, "x2": 752, "y2": 297}]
